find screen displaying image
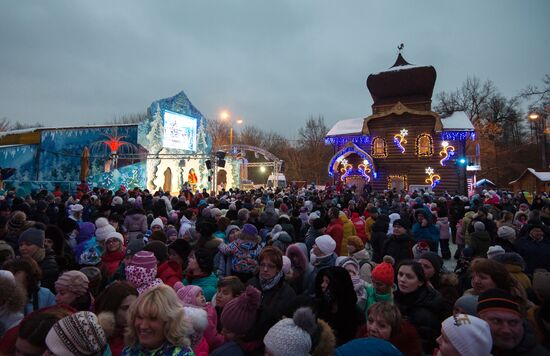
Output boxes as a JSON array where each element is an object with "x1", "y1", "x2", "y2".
[{"x1": 162, "y1": 110, "x2": 197, "y2": 151}]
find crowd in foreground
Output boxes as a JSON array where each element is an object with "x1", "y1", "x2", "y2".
[{"x1": 0, "y1": 182, "x2": 549, "y2": 355}]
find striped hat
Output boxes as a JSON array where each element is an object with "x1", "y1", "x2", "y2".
[
  {"x1": 477, "y1": 288, "x2": 521, "y2": 316},
  {"x1": 45, "y1": 311, "x2": 107, "y2": 355},
  {"x1": 129, "y1": 251, "x2": 157, "y2": 270}
]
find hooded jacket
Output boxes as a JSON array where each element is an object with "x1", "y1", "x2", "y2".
[{"x1": 123, "y1": 209, "x2": 147, "y2": 243}]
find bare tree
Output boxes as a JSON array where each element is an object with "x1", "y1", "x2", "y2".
[
  {"x1": 520, "y1": 74, "x2": 550, "y2": 107},
  {"x1": 298, "y1": 116, "x2": 333, "y2": 185},
  {"x1": 10, "y1": 121, "x2": 43, "y2": 130},
  {"x1": 206, "y1": 118, "x2": 231, "y2": 150},
  {"x1": 0, "y1": 118, "x2": 10, "y2": 132}
]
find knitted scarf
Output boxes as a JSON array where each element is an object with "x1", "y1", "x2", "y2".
[{"x1": 260, "y1": 270, "x2": 284, "y2": 291}]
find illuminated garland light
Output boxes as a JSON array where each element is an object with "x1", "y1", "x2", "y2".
[
  {"x1": 328, "y1": 144, "x2": 377, "y2": 179},
  {"x1": 393, "y1": 128, "x2": 408, "y2": 153},
  {"x1": 358, "y1": 160, "x2": 372, "y2": 174},
  {"x1": 324, "y1": 136, "x2": 371, "y2": 146},
  {"x1": 439, "y1": 141, "x2": 456, "y2": 166},
  {"x1": 425, "y1": 167, "x2": 441, "y2": 188},
  {"x1": 440, "y1": 131, "x2": 476, "y2": 141},
  {"x1": 387, "y1": 175, "x2": 408, "y2": 190},
  {"x1": 416, "y1": 133, "x2": 434, "y2": 158}
]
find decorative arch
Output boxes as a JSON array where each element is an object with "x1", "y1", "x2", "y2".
[
  {"x1": 328, "y1": 142, "x2": 377, "y2": 178},
  {"x1": 371, "y1": 137, "x2": 388, "y2": 158},
  {"x1": 416, "y1": 133, "x2": 434, "y2": 157}
]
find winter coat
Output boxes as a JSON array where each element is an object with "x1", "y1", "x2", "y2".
[
  {"x1": 203, "y1": 304, "x2": 225, "y2": 351},
  {"x1": 307, "y1": 253, "x2": 337, "y2": 296},
  {"x1": 122, "y1": 343, "x2": 194, "y2": 356},
  {"x1": 382, "y1": 234, "x2": 414, "y2": 265},
  {"x1": 462, "y1": 211, "x2": 475, "y2": 246},
  {"x1": 470, "y1": 231, "x2": 491, "y2": 257},
  {"x1": 527, "y1": 305, "x2": 550, "y2": 351},
  {"x1": 24, "y1": 287, "x2": 56, "y2": 316},
  {"x1": 491, "y1": 321, "x2": 549, "y2": 356},
  {"x1": 305, "y1": 227, "x2": 323, "y2": 252},
  {"x1": 365, "y1": 217, "x2": 376, "y2": 240},
  {"x1": 157, "y1": 260, "x2": 182, "y2": 288},
  {"x1": 183, "y1": 273, "x2": 218, "y2": 302},
  {"x1": 517, "y1": 234, "x2": 550, "y2": 274},
  {"x1": 178, "y1": 216, "x2": 195, "y2": 239},
  {"x1": 247, "y1": 276, "x2": 297, "y2": 341},
  {"x1": 210, "y1": 341, "x2": 244, "y2": 356},
  {"x1": 351, "y1": 249, "x2": 374, "y2": 283},
  {"x1": 371, "y1": 225, "x2": 389, "y2": 263},
  {"x1": 259, "y1": 208, "x2": 278, "y2": 228},
  {"x1": 0, "y1": 308, "x2": 22, "y2": 337},
  {"x1": 411, "y1": 223, "x2": 440, "y2": 245},
  {"x1": 351, "y1": 213, "x2": 367, "y2": 242},
  {"x1": 326, "y1": 219, "x2": 344, "y2": 256},
  {"x1": 436, "y1": 217, "x2": 451, "y2": 240},
  {"x1": 314, "y1": 267, "x2": 363, "y2": 346},
  {"x1": 124, "y1": 210, "x2": 147, "y2": 243},
  {"x1": 394, "y1": 285, "x2": 445, "y2": 354},
  {"x1": 493, "y1": 252, "x2": 532, "y2": 290},
  {"x1": 39, "y1": 249, "x2": 60, "y2": 292},
  {"x1": 339, "y1": 215, "x2": 357, "y2": 256},
  {"x1": 218, "y1": 239, "x2": 261, "y2": 275}
]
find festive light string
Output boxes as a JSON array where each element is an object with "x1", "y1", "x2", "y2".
[
  {"x1": 393, "y1": 128, "x2": 408, "y2": 153},
  {"x1": 439, "y1": 141, "x2": 455, "y2": 166},
  {"x1": 328, "y1": 145, "x2": 377, "y2": 178},
  {"x1": 416, "y1": 133, "x2": 434, "y2": 157},
  {"x1": 372, "y1": 137, "x2": 388, "y2": 158},
  {"x1": 425, "y1": 167, "x2": 441, "y2": 188},
  {"x1": 440, "y1": 131, "x2": 475, "y2": 141}
]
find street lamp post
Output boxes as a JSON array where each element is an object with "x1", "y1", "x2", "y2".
[
  {"x1": 219, "y1": 110, "x2": 243, "y2": 146},
  {"x1": 529, "y1": 112, "x2": 548, "y2": 170}
]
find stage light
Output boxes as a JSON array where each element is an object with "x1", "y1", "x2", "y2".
[
  {"x1": 458, "y1": 157, "x2": 467, "y2": 165},
  {"x1": 260, "y1": 166, "x2": 266, "y2": 173}
]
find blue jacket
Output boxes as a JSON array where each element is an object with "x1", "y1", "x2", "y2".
[{"x1": 412, "y1": 223, "x2": 440, "y2": 243}]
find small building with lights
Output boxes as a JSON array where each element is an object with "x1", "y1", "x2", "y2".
[
  {"x1": 0, "y1": 91, "x2": 241, "y2": 195},
  {"x1": 326, "y1": 52, "x2": 477, "y2": 194}
]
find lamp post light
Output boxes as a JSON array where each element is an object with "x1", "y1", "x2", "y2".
[
  {"x1": 528, "y1": 112, "x2": 548, "y2": 170},
  {"x1": 219, "y1": 110, "x2": 243, "y2": 146}
]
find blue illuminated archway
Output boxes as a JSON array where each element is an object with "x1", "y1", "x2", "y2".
[{"x1": 328, "y1": 142, "x2": 377, "y2": 179}]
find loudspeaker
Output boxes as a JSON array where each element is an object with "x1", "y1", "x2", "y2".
[
  {"x1": 178, "y1": 159, "x2": 186, "y2": 167},
  {"x1": 205, "y1": 160, "x2": 212, "y2": 170},
  {"x1": 216, "y1": 151, "x2": 226, "y2": 160},
  {"x1": 218, "y1": 159, "x2": 226, "y2": 168}
]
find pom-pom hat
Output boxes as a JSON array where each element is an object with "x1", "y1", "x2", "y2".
[
  {"x1": 95, "y1": 217, "x2": 116, "y2": 242},
  {"x1": 220, "y1": 285, "x2": 261, "y2": 335},
  {"x1": 264, "y1": 307, "x2": 316, "y2": 356},
  {"x1": 371, "y1": 255, "x2": 395, "y2": 286},
  {"x1": 173, "y1": 282, "x2": 203, "y2": 306}
]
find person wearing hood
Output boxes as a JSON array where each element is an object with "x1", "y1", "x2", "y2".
[
  {"x1": 338, "y1": 211, "x2": 356, "y2": 256},
  {"x1": 179, "y1": 209, "x2": 197, "y2": 239},
  {"x1": 346, "y1": 235, "x2": 374, "y2": 282},
  {"x1": 173, "y1": 283, "x2": 210, "y2": 355},
  {"x1": 218, "y1": 223, "x2": 262, "y2": 284},
  {"x1": 468, "y1": 207, "x2": 497, "y2": 242},
  {"x1": 125, "y1": 251, "x2": 163, "y2": 295},
  {"x1": 304, "y1": 215, "x2": 325, "y2": 252},
  {"x1": 101, "y1": 230, "x2": 125, "y2": 278},
  {"x1": 470, "y1": 221, "x2": 491, "y2": 258},
  {"x1": 411, "y1": 210, "x2": 440, "y2": 253},
  {"x1": 314, "y1": 266, "x2": 363, "y2": 346},
  {"x1": 493, "y1": 252, "x2": 532, "y2": 291},
  {"x1": 350, "y1": 212, "x2": 367, "y2": 243},
  {"x1": 0, "y1": 271, "x2": 25, "y2": 337},
  {"x1": 123, "y1": 207, "x2": 147, "y2": 244},
  {"x1": 286, "y1": 243, "x2": 314, "y2": 295}
]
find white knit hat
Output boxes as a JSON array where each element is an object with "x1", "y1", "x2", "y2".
[
  {"x1": 264, "y1": 307, "x2": 315, "y2": 356},
  {"x1": 95, "y1": 217, "x2": 116, "y2": 242},
  {"x1": 487, "y1": 245, "x2": 505, "y2": 259},
  {"x1": 151, "y1": 217, "x2": 164, "y2": 229},
  {"x1": 112, "y1": 196, "x2": 123, "y2": 206},
  {"x1": 441, "y1": 313, "x2": 492, "y2": 356},
  {"x1": 105, "y1": 231, "x2": 124, "y2": 245},
  {"x1": 314, "y1": 235, "x2": 336, "y2": 255},
  {"x1": 497, "y1": 226, "x2": 516, "y2": 240}
]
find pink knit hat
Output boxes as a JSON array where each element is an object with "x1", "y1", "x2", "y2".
[
  {"x1": 173, "y1": 282, "x2": 202, "y2": 306},
  {"x1": 130, "y1": 251, "x2": 157, "y2": 269}
]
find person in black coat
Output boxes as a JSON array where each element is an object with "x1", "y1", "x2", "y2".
[
  {"x1": 246, "y1": 247, "x2": 296, "y2": 342},
  {"x1": 370, "y1": 215, "x2": 389, "y2": 263},
  {"x1": 314, "y1": 266, "x2": 363, "y2": 346},
  {"x1": 382, "y1": 219, "x2": 414, "y2": 266},
  {"x1": 394, "y1": 260, "x2": 445, "y2": 355}
]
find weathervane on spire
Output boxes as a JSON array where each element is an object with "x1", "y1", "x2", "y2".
[{"x1": 398, "y1": 43, "x2": 404, "y2": 53}]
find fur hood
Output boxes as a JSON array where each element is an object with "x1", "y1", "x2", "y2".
[
  {"x1": 97, "y1": 311, "x2": 116, "y2": 339},
  {"x1": 312, "y1": 318, "x2": 336, "y2": 356},
  {"x1": 183, "y1": 306, "x2": 208, "y2": 333}
]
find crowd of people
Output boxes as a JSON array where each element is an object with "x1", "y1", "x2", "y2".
[{"x1": 0, "y1": 182, "x2": 549, "y2": 355}]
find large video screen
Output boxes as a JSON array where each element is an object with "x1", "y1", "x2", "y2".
[{"x1": 162, "y1": 110, "x2": 197, "y2": 151}]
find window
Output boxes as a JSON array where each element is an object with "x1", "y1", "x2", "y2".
[
  {"x1": 372, "y1": 137, "x2": 387, "y2": 158},
  {"x1": 416, "y1": 134, "x2": 433, "y2": 157}
]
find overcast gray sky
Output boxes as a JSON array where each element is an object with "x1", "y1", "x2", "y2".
[{"x1": 1, "y1": 0, "x2": 548, "y2": 137}]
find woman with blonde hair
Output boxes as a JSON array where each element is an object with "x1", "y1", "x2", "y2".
[{"x1": 122, "y1": 285, "x2": 195, "y2": 356}]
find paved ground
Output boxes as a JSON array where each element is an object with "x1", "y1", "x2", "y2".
[{"x1": 443, "y1": 241, "x2": 459, "y2": 271}]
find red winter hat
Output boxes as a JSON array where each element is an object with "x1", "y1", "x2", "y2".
[
  {"x1": 220, "y1": 286, "x2": 261, "y2": 335},
  {"x1": 129, "y1": 251, "x2": 157, "y2": 270},
  {"x1": 371, "y1": 256, "x2": 395, "y2": 286}
]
